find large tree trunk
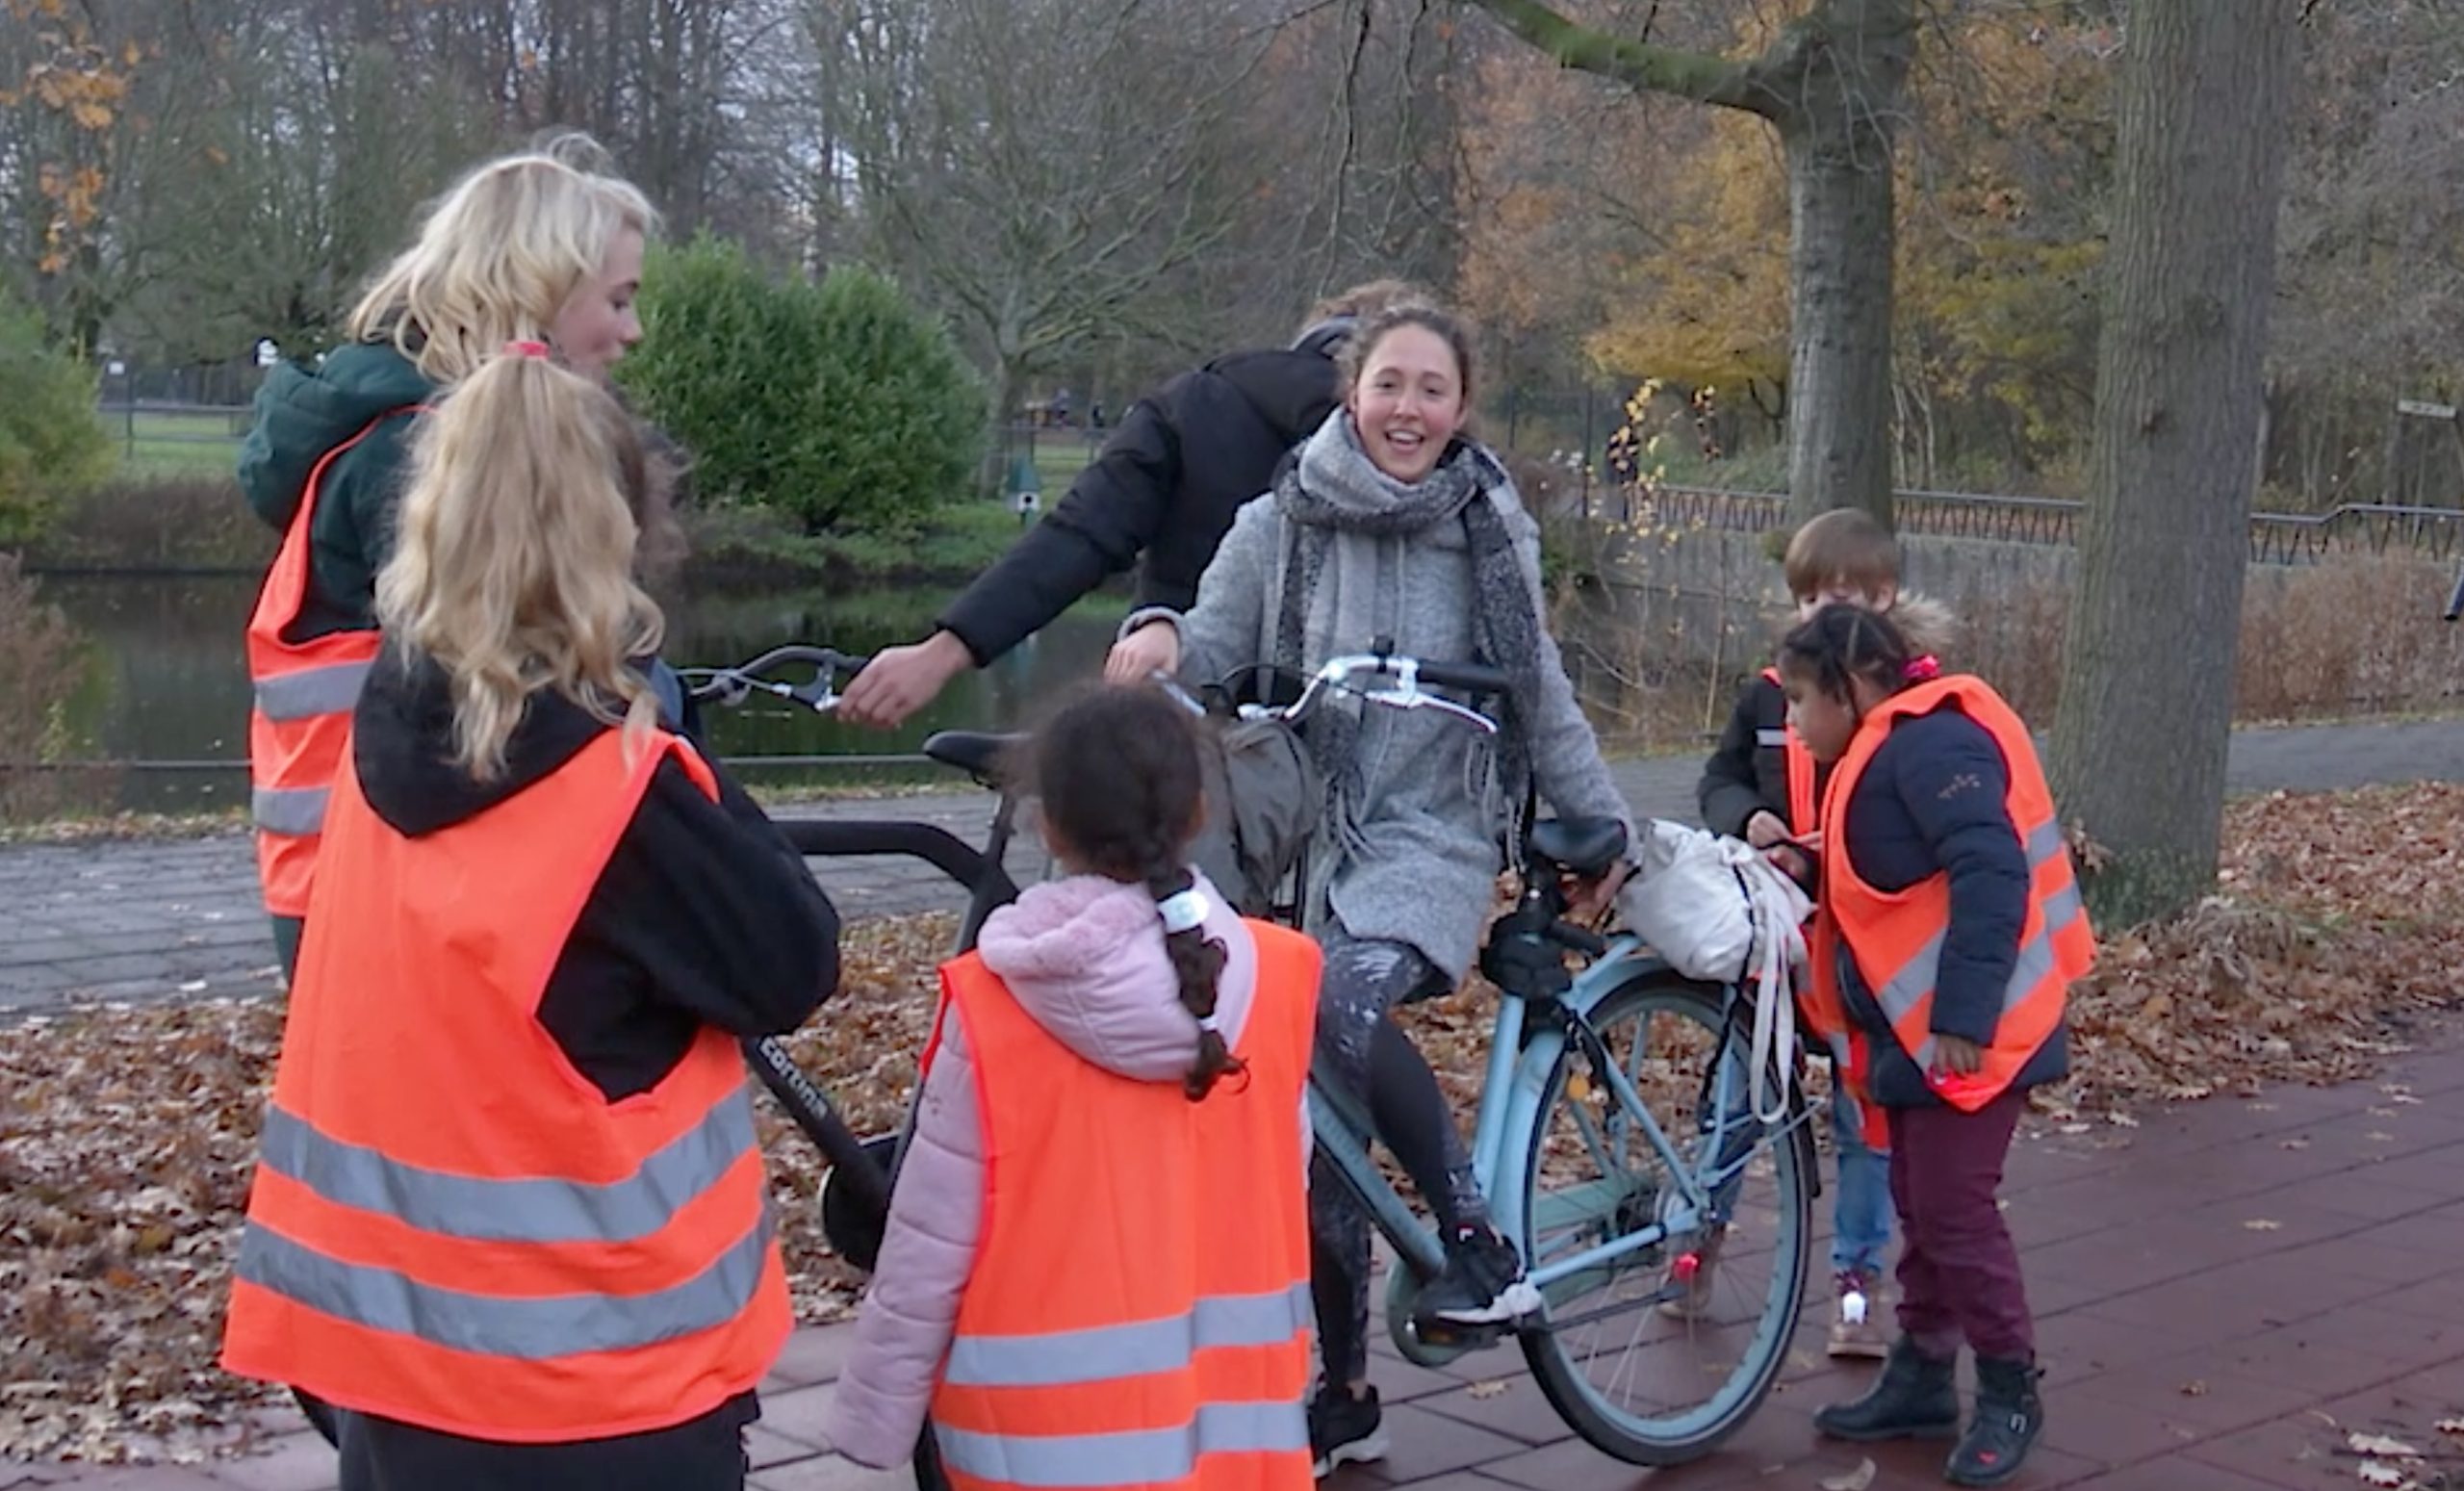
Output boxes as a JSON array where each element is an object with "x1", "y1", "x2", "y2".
[
  {"x1": 2048, "y1": 0, "x2": 2297, "y2": 926},
  {"x1": 1459, "y1": 0, "x2": 1909, "y2": 530},
  {"x1": 1781, "y1": 94, "x2": 1901, "y2": 528}
]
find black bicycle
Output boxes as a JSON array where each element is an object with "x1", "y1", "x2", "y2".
[{"x1": 680, "y1": 645, "x2": 1030, "y2": 1273}]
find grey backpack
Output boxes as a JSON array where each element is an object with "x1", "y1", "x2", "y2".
[{"x1": 1187, "y1": 713, "x2": 1322, "y2": 918}]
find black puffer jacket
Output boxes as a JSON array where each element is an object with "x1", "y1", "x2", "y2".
[
  {"x1": 351, "y1": 649, "x2": 839, "y2": 1101},
  {"x1": 937, "y1": 347, "x2": 1342, "y2": 663}
]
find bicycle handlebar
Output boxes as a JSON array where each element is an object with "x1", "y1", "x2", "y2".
[
  {"x1": 681, "y1": 646, "x2": 870, "y2": 712},
  {"x1": 1236, "y1": 651, "x2": 1506, "y2": 735}
]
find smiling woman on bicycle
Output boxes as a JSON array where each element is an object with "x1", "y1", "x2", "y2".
[
  {"x1": 1134, "y1": 296, "x2": 1636, "y2": 1474},
  {"x1": 221, "y1": 347, "x2": 839, "y2": 1491}
]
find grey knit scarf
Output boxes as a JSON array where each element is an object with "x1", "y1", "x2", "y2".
[{"x1": 1270, "y1": 415, "x2": 1542, "y2": 853}]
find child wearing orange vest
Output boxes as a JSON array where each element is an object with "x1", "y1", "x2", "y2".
[
  {"x1": 1694, "y1": 509, "x2": 1953, "y2": 1358},
  {"x1": 829, "y1": 684, "x2": 1321, "y2": 1490},
  {"x1": 1776, "y1": 604, "x2": 2091, "y2": 1489}
]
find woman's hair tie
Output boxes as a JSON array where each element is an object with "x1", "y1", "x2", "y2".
[
  {"x1": 1157, "y1": 887, "x2": 1211, "y2": 935},
  {"x1": 502, "y1": 339, "x2": 551, "y2": 360},
  {"x1": 1904, "y1": 654, "x2": 1942, "y2": 682}
]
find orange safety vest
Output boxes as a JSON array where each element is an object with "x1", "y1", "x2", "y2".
[
  {"x1": 244, "y1": 409, "x2": 424, "y2": 917},
  {"x1": 1800, "y1": 676, "x2": 2093, "y2": 1139},
  {"x1": 928, "y1": 922, "x2": 1321, "y2": 1491},
  {"x1": 221, "y1": 726, "x2": 789, "y2": 1442}
]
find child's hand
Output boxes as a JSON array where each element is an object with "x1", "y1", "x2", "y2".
[
  {"x1": 1932, "y1": 1036, "x2": 1984, "y2": 1077},
  {"x1": 1565, "y1": 861, "x2": 1635, "y2": 923},
  {"x1": 1744, "y1": 810, "x2": 1788, "y2": 848},
  {"x1": 1764, "y1": 844, "x2": 1812, "y2": 884}
]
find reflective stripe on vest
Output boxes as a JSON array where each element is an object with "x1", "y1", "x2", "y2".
[
  {"x1": 929, "y1": 921, "x2": 1321, "y2": 1491},
  {"x1": 244, "y1": 407, "x2": 424, "y2": 915},
  {"x1": 250, "y1": 784, "x2": 331, "y2": 838},
  {"x1": 254, "y1": 658, "x2": 377, "y2": 722},
  {"x1": 937, "y1": 1400, "x2": 1310, "y2": 1489},
  {"x1": 1818, "y1": 676, "x2": 2093, "y2": 1115},
  {"x1": 221, "y1": 728, "x2": 790, "y2": 1442},
  {"x1": 1866, "y1": 821, "x2": 2084, "y2": 1074},
  {"x1": 255, "y1": 1089, "x2": 760, "y2": 1244},
  {"x1": 945, "y1": 1282, "x2": 1313, "y2": 1388},
  {"x1": 233, "y1": 1206, "x2": 777, "y2": 1360}
]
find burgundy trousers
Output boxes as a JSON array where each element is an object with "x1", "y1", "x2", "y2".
[{"x1": 1887, "y1": 1086, "x2": 2034, "y2": 1361}]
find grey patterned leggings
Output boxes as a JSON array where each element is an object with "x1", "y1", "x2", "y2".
[{"x1": 1311, "y1": 930, "x2": 1491, "y2": 1387}]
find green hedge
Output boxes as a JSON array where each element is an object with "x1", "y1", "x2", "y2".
[{"x1": 619, "y1": 237, "x2": 985, "y2": 536}]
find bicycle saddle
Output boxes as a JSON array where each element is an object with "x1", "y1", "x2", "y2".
[
  {"x1": 1527, "y1": 816, "x2": 1629, "y2": 878},
  {"x1": 921, "y1": 730, "x2": 1027, "y2": 784}
]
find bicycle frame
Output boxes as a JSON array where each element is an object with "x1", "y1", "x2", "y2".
[
  {"x1": 740, "y1": 797, "x2": 1027, "y2": 1213},
  {"x1": 1310, "y1": 935, "x2": 1804, "y2": 1315},
  {"x1": 683, "y1": 647, "x2": 1031, "y2": 1255}
]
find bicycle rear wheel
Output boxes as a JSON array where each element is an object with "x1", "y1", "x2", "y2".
[{"x1": 1516, "y1": 976, "x2": 1812, "y2": 1465}]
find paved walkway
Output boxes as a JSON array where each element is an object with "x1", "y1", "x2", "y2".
[
  {"x1": 4, "y1": 718, "x2": 2459, "y2": 1014},
  {"x1": 16, "y1": 1031, "x2": 2464, "y2": 1489}
]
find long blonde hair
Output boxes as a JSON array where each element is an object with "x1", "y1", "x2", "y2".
[
  {"x1": 346, "y1": 135, "x2": 658, "y2": 385},
  {"x1": 375, "y1": 351, "x2": 665, "y2": 782}
]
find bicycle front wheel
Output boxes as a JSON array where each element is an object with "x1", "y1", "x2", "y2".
[{"x1": 1516, "y1": 976, "x2": 1813, "y2": 1465}]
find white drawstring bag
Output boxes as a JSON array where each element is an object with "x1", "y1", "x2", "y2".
[{"x1": 1618, "y1": 820, "x2": 1814, "y2": 1123}]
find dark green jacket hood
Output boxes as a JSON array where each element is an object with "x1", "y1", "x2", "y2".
[
  {"x1": 238, "y1": 342, "x2": 434, "y2": 640},
  {"x1": 238, "y1": 342, "x2": 434, "y2": 533}
]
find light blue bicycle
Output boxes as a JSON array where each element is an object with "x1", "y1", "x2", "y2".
[{"x1": 1245, "y1": 651, "x2": 1821, "y2": 1466}]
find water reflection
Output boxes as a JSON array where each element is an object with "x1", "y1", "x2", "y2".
[
  {"x1": 39, "y1": 573, "x2": 1681, "y2": 814},
  {"x1": 41, "y1": 575, "x2": 1126, "y2": 811}
]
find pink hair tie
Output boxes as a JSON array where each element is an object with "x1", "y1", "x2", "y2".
[
  {"x1": 1904, "y1": 655, "x2": 1942, "y2": 682},
  {"x1": 503, "y1": 339, "x2": 551, "y2": 359}
]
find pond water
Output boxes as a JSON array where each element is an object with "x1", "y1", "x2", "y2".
[
  {"x1": 40, "y1": 574, "x2": 1128, "y2": 812},
  {"x1": 37, "y1": 572, "x2": 1677, "y2": 814}
]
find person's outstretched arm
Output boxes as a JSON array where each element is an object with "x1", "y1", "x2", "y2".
[{"x1": 840, "y1": 388, "x2": 1190, "y2": 727}]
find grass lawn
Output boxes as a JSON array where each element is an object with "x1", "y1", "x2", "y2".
[{"x1": 98, "y1": 410, "x2": 246, "y2": 479}]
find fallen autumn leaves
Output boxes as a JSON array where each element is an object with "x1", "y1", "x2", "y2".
[{"x1": 2, "y1": 781, "x2": 2460, "y2": 1463}]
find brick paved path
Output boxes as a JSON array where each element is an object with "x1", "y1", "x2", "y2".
[
  {"x1": 15, "y1": 1033, "x2": 2464, "y2": 1489},
  {"x1": 5, "y1": 718, "x2": 2460, "y2": 1014}
]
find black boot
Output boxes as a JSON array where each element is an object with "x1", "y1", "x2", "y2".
[
  {"x1": 1812, "y1": 1337, "x2": 1961, "y2": 1442},
  {"x1": 1945, "y1": 1356, "x2": 2044, "y2": 1487}
]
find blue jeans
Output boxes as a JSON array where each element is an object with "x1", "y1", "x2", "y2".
[
  {"x1": 1702, "y1": 1043, "x2": 1892, "y2": 1277},
  {"x1": 1830, "y1": 1090, "x2": 1892, "y2": 1277}
]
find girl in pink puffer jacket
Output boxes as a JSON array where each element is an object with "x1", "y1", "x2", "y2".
[{"x1": 827, "y1": 686, "x2": 1313, "y2": 1473}]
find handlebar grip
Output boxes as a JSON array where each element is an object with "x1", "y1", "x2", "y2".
[
  {"x1": 1411, "y1": 658, "x2": 1511, "y2": 695},
  {"x1": 2445, "y1": 568, "x2": 2464, "y2": 622}
]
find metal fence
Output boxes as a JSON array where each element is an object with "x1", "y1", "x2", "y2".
[
  {"x1": 1619, "y1": 484, "x2": 2464, "y2": 565},
  {"x1": 97, "y1": 396, "x2": 2464, "y2": 566}
]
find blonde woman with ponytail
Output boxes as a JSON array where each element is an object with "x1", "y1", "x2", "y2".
[
  {"x1": 240, "y1": 134, "x2": 663, "y2": 978},
  {"x1": 224, "y1": 348, "x2": 839, "y2": 1491}
]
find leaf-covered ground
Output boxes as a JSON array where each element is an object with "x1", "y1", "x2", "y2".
[{"x1": 4, "y1": 783, "x2": 2460, "y2": 1462}]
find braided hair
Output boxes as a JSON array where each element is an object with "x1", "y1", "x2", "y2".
[
  {"x1": 1026, "y1": 684, "x2": 1243, "y2": 1099},
  {"x1": 1778, "y1": 603, "x2": 1919, "y2": 706}
]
